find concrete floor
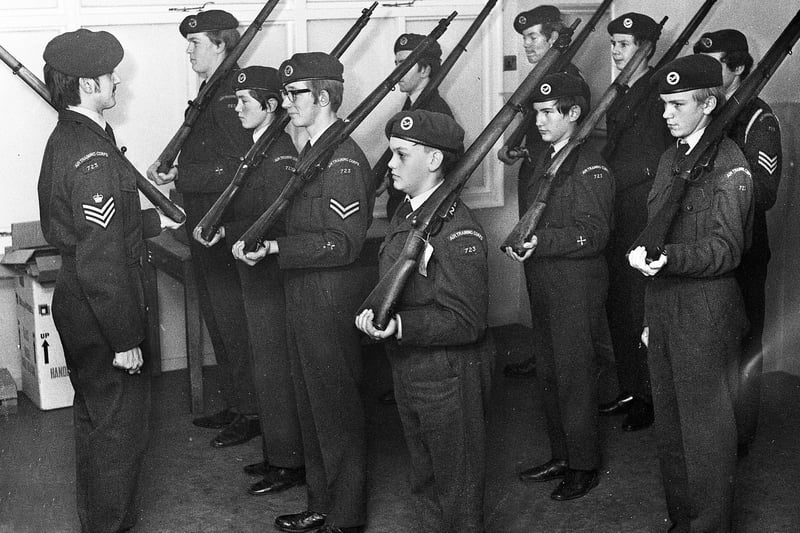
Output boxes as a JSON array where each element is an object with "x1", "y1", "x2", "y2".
[{"x1": 1, "y1": 324, "x2": 800, "y2": 532}]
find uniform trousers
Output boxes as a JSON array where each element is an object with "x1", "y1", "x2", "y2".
[
  {"x1": 387, "y1": 343, "x2": 493, "y2": 532},
  {"x1": 236, "y1": 259, "x2": 303, "y2": 468},
  {"x1": 284, "y1": 269, "x2": 367, "y2": 527},
  {"x1": 182, "y1": 194, "x2": 256, "y2": 414},
  {"x1": 53, "y1": 266, "x2": 150, "y2": 533},
  {"x1": 525, "y1": 257, "x2": 608, "y2": 470},
  {"x1": 646, "y1": 276, "x2": 744, "y2": 532}
]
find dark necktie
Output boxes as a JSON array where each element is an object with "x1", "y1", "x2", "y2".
[
  {"x1": 393, "y1": 198, "x2": 413, "y2": 222},
  {"x1": 105, "y1": 124, "x2": 117, "y2": 145},
  {"x1": 545, "y1": 144, "x2": 555, "y2": 161}
]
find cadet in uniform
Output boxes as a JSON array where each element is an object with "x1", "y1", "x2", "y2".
[
  {"x1": 197, "y1": 66, "x2": 305, "y2": 495},
  {"x1": 601, "y1": 13, "x2": 670, "y2": 431},
  {"x1": 356, "y1": 110, "x2": 493, "y2": 532},
  {"x1": 628, "y1": 54, "x2": 753, "y2": 532},
  {"x1": 236, "y1": 52, "x2": 372, "y2": 533},
  {"x1": 148, "y1": 10, "x2": 261, "y2": 448},
  {"x1": 695, "y1": 29, "x2": 782, "y2": 456},
  {"x1": 37, "y1": 29, "x2": 183, "y2": 532},
  {"x1": 504, "y1": 73, "x2": 614, "y2": 501},
  {"x1": 500, "y1": 5, "x2": 583, "y2": 378}
]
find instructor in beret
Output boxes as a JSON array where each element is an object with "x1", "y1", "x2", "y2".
[{"x1": 37, "y1": 29, "x2": 183, "y2": 532}]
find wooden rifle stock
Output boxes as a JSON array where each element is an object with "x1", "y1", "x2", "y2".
[
  {"x1": 502, "y1": 18, "x2": 666, "y2": 255},
  {"x1": 196, "y1": 2, "x2": 379, "y2": 241},
  {"x1": 0, "y1": 43, "x2": 186, "y2": 223},
  {"x1": 237, "y1": 12, "x2": 457, "y2": 252},
  {"x1": 503, "y1": 0, "x2": 613, "y2": 159},
  {"x1": 359, "y1": 19, "x2": 581, "y2": 330},
  {"x1": 154, "y1": 0, "x2": 281, "y2": 174},
  {"x1": 634, "y1": 8, "x2": 800, "y2": 260},
  {"x1": 603, "y1": 0, "x2": 719, "y2": 160},
  {"x1": 373, "y1": 0, "x2": 498, "y2": 193}
]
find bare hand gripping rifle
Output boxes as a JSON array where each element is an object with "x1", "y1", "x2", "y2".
[
  {"x1": 0, "y1": 43, "x2": 186, "y2": 223},
  {"x1": 152, "y1": 0, "x2": 282, "y2": 175},
  {"x1": 501, "y1": 17, "x2": 667, "y2": 256},
  {"x1": 373, "y1": 0, "x2": 498, "y2": 194},
  {"x1": 196, "y1": 1, "x2": 379, "y2": 242},
  {"x1": 237, "y1": 12, "x2": 457, "y2": 253},
  {"x1": 358, "y1": 19, "x2": 581, "y2": 330},
  {"x1": 632, "y1": 8, "x2": 800, "y2": 261},
  {"x1": 502, "y1": 0, "x2": 613, "y2": 161},
  {"x1": 602, "y1": 0, "x2": 719, "y2": 160}
]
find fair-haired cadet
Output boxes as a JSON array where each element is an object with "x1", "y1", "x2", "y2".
[
  {"x1": 356, "y1": 110, "x2": 493, "y2": 532},
  {"x1": 628, "y1": 54, "x2": 753, "y2": 531},
  {"x1": 38, "y1": 29, "x2": 184, "y2": 531}
]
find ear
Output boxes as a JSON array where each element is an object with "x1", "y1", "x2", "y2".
[
  {"x1": 732, "y1": 63, "x2": 745, "y2": 77},
  {"x1": 567, "y1": 104, "x2": 582, "y2": 123},
  {"x1": 427, "y1": 149, "x2": 444, "y2": 173},
  {"x1": 78, "y1": 77, "x2": 96, "y2": 94},
  {"x1": 266, "y1": 98, "x2": 279, "y2": 113},
  {"x1": 318, "y1": 89, "x2": 330, "y2": 107},
  {"x1": 547, "y1": 30, "x2": 559, "y2": 45},
  {"x1": 213, "y1": 39, "x2": 227, "y2": 55},
  {"x1": 702, "y1": 95, "x2": 717, "y2": 116},
  {"x1": 418, "y1": 63, "x2": 432, "y2": 79}
]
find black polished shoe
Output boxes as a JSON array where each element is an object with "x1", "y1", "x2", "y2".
[
  {"x1": 518, "y1": 458, "x2": 568, "y2": 482},
  {"x1": 599, "y1": 393, "x2": 634, "y2": 416},
  {"x1": 622, "y1": 398, "x2": 654, "y2": 431},
  {"x1": 210, "y1": 414, "x2": 261, "y2": 448},
  {"x1": 274, "y1": 511, "x2": 326, "y2": 532},
  {"x1": 550, "y1": 469, "x2": 599, "y2": 501},
  {"x1": 378, "y1": 389, "x2": 396, "y2": 405},
  {"x1": 503, "y1": 357, "x2": 536, "y2": 378},
  {"x1": 248, "y1": 466, "x2": 305, "y2": 495},
  {"x1": 192, "y1": 408, "x2": 236, "y2": 429},
  {"x1": 243, "y1": 460, "x2": 269, "y2": 477}
]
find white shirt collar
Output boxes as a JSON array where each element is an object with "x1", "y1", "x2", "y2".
[
  {"x1": 407, "y1": 180, "x2": 444, "y2": 213},
  {"x1": 551, "y1": 137, "x2": 570, "y2": 156},
  {"x1": 253, "y1": 122, "x2": 269, "y2": 143},
  {"x1": 309, "y1": 121, "x2": 336, "y2": 146},
  {"x1": 68, "y1": 105, "x2": 106, "y2": 130},
  {"x1": 682, "y1": 126, "x2": 707, "y2": 154}
]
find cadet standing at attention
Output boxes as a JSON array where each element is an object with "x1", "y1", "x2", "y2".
[
  {"x1": 356, "y1": 110, "x2": 493, "y2": 532},
  {"x1": 628, "y1": 54, "x2": 753, "y2": 532},
  {"x1": 505, "y1": 73, "x2": 613, "y2": 501},
  {"x1": 694, "y1": 29, "x2": 783, "y2": 457},
  {"x1": 148, "y1": 10, "x2": 262, "y2": 449},
  {"x1": 37, "y1": 29, "x2": 184, "y2": 532},
  {"x1": 500, "y1": 5, "x2": 583, "y2": 379},
  {"x1": 601, "y1": 12, "x2": 670, "y2": 431},
  {"x1": 235, "y1": 52, "x2": 372, "y2": 533},
  {"x1": 197, "y1": 66, "x2": 305, "y2": 496}
]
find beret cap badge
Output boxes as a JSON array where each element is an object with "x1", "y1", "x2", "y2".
[
  {"x1": 518, "y1": 15, "x2": 527, "y2": 26},
  {"x1": 284, "y1": 65, "x2": 293, "y2": 77},
  {"x1": 666, "y1": 71, "x2": 680, "y2": 86},
  {"x1": 540, "y1": 83, "x2": 552, "y2": 95},
  {"x1": 237, "y1": 72, "x2": 247, "y2": 83},
  {"x1": 399, "y1": 36, "x2": 408, "y2": 46},
  {"x1": 188, "y1": 18, "x2": 197, "y2": 28},
  {"x1": 623, "y1": 17, "x2": 633, "y2": 28},
  {"x1": 701, "y1": 37, "x2": 713, "y2": 49},
  {"x1": 400, "y1": 116, "x2": 414, "y2": 131}
]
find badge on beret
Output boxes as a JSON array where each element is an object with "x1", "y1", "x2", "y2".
[
  {"x1": 518, "y1": 15, "x2": 527, "y2": 26},
  {"x1": 399, "y1": 36, "x2": 408, "y2": 46},
  {"x1": 623, "y1": 17, "x2": 633, "y2": 28},
  {"x1": 188, "y1": 18, "x2": 197, "y2": 29},
  {"x1": 540, "y1": 83, "x2": 552, "y2": 95},
  {"x1": 400, "y1": 116, "x2": 413, "y2": 131},
  {"x1": 666, "y1": 72, "x2": 680, "y2": 86},
  {"x1": 701, "y1": 37, "x2": 713, "y2": 49},
  {"x1": 284, "y1": 65, "x2": 293, "y2": 78},
  {"x1": 237, "y1": 72, "x2": 247, "y2": 83}
]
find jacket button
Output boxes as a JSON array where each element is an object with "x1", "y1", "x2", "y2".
[{"x1": 685, "y1": 205, "x2": 693, "y2": 211}]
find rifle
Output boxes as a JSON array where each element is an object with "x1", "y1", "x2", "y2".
[
  {"x1": 358, "y1": 19, "x2": 581, "y2": 330},
  {"x1": 237, "y1": 12, "x2": 457, "y2": 252},
  {"x1": 503, "y1": 0, "x2": 613, "y2": 160},
  {"x1": 373, "y1": 0, "x2": 498, "y2": 194},
  {"x1": 501, "y1": 17, "x2": 667, "y2": 255},
  {"x1": 196, "y1": 1, "x2": 378, "y2": 242},
  {"x1": 603, "y1": 0, "x2": 719, "y2": 160},
  {"x1": 153, "y1": 0, "x2": 281, "y2": 175},
  {"x1": 633, "y1": 8, "x2": 800, "y2": 261},
  {"x1": 0, "y1": 43, "x2": 186, "y2": 223}
]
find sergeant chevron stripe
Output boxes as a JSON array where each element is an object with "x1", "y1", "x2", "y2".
[
  {"x1": 329, "y1": 198, "x2": 360, "y2": 220},
  {"x1": 758, "y1": 151, "x2": 778, "y2": 175},
  {"x1": 82, "y1": 197, "x2": 116, "y2": 228}
]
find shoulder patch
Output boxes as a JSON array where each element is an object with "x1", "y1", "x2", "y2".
[
  {"x1": 448, "y1": 229, "x2": 485, "y2": 242},
  {"x1": 581, "y1": 164, "x2": 609, "y2": 179},
  {"x1": 74, "y1": 151, "x2": 109, "y2": 171},
  {"x1": 725, "y1": 166, "x2": 752, "y2": 185}
]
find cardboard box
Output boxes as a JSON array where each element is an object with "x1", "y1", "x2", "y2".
[
  {"x1": 16, "y1": 274, "x2": 74, "y2": 410},
  {"x1": 0, "y1": 367, "x2": 17, "y2": 415},
  {"x1": 11, "y1": 220, "x2": 50, "y2": 250}
]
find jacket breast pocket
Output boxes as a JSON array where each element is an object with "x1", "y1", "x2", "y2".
[
  {"x1": 678, "y1": 185, "x2": 712, "y2": 242},
  {"x1": 544, "y1": 182, "x2": 572, "y2": 229}
]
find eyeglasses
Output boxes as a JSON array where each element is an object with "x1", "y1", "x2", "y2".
[{"x1": 280, "y1": 88, "x2": 312, "y2": 102}]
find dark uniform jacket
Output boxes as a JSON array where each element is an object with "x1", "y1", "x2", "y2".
[
  {"x1": 402, "y1": 89, "x2": 453, "y2": 117},
  {"x1": 277, "y1": 121, "x2": 373, "y2": 269},
  {"x1": 176, "y1": 67, "x2": 252, "y2": 194},
  {"x1": 38, "y1": 110, "x2": 162, "y2": 352}
]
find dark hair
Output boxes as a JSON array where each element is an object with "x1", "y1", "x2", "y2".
[
  {"x1": 628, "y1": 34, "x2": 658, "y2": 61},
  {"x1": 44, "y1": 64, "x2": 80, "y2": 110},
  {"x1": 553, "y1": 95, "x2": 589, "y2": 123},
  {"x1": 541, "y1": 19, "x2": 565, "y2": 41},
  {"x1": 309, "y1": 79, "x2": 344, "y2": 112},
  {"x1": 416, "y1": 56, "x2": 441, "y2": 78},
  {"x1": 245, "y1": 88, "x2": 279, "y2": 110},
  {"x1": 720, "y1": 49, "x2": 754, "y2": 79},
  {"x1": 206, "y1": 28, "x2": 240, "y2": 53}
]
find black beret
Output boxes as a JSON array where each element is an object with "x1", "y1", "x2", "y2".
[
  {"x1": 655, "y1": 54, "x2": 723, "y2": 94},
  {"x1": 279, "y1": 52, "x2": 344, "y2": 84},
  {"x1": 514, "y1": 5, "x2": 562, "y2": 34},
  {"x1": 179, "y1": 10, "x2": 239, "y2": 38},
  {"x1": 43, "y1": 29, "x2": 124, "y2": 78},
  {"x1": 233, "y1": 66, "x2": 281, "y2": 97},
  {"x1": 693, "y1": 29, "x2": 749, "y2": 54},
  {"x1": 607, "y1": 12, "x2": 660, "y2": 41},
  {"x1": 385, "y1": 110, "x2": 465, "y2": 154},
  {"x1": 529, "y1": 72, "x2": 590, "y2": 103},
  {"x1": 394, "y1": 33, "x2": 442, "y2": 62}
]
